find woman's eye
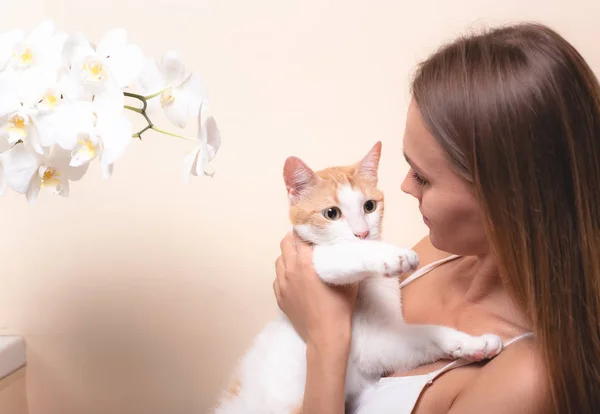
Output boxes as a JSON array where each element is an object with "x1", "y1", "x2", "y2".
[
  {"x1": 411, "y1": 170, "x2": 429, "y2": 186},
  {"x1": 322, "y1": 206, "x2": 341, "y2": 220}
]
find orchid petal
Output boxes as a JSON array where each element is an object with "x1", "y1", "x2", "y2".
[
  {"x1": 35, "y1": 32, "x2": 68, "y2": 72},
  {"x1": 51, "y1": 146, "x2": 88, "y2": 181},
  {"x1": 25, "y1": 174, "x2": 41, "y2": 204},
  {"x1": 0, "y1": 71, "x2": 21, "y2": 117},
  {"x1": 58, "y1": 68, "x2": 89, "y2": 102},
  {"x1": 136, "y1": 58, "x2": 164, "y2": 94},
  {"x1": 178, "y1": 72, "x2": 206, "y2": 117},
  {"x1": 101, "y1": 158, "x2": 113, "y2": 179},
  {"x1": 93, "y1": 86, "x2": 125, "y2": 116},
  {"x1": 96, "y1": 29, "x2": 127, "y2": 58},
  {"x1": 62, "y1": 32, "x2": 94, "y2": 69},
  {"x1": 194, "y1": 142, "x2": 209, "y2": 177},
  {"x1": 162, "y1": 94, "x2": 188, "y2": 128},
  {"x1": 183, "y1": 146, "x2": 200, "y2": 184},
  {"x1": 105, "y1": 43, "x2": 143, "y2": 88},
  {"x1": 58, "y1": 179, "x2": 69, "y2": 197},
  {"x1": 66, "y1": 163, "x2": 89, "y2": 182},
  {"x1": 69, "y1": 132, "x2": 99, "y2": 167},
  {"x1": 160, "y1": 51, "x2": 186, "y2": 86},
  {"x1": 0, "y1": 29, "x2": 23, "y2": 70},
  {"x1": 2, "y1": 143, "x2": 39, "y2": 194},
  {"x1": 52, "y1": 101, "x2": 95, "y2": 150},
  {"x1": 96, "y1": 112, "x2": 132, "y2": 165},
  {"x1": 204, "y1": 116, "x2": 221, "y2": 160},
  {"x1": 69, "y1": 148, "x2": 95, "y2": 167},
  {"x1": 25, "y1": 124, "x2": 46, "y2": 155},
  {"x1": 0, "y1": 136, "x2": 9, "y2": 153},
  {"x1": 26, "y1": 20, "x2": 55, "y2": 47},
  {"x1": 18, "y1": 66, "x2": 52, "y2": 106}
]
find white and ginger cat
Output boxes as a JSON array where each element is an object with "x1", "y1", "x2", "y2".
[{"x1": 213, "y1": 142, "x2": 503, "y2": 414}]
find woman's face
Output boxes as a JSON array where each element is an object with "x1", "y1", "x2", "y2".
[{"x1": 401, "y1": 100, "x2": 489, "y2": 256}]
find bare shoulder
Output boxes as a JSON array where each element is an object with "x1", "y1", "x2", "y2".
[{"x1": 449, "y1": 338, "x2": 551, "y2": 414}]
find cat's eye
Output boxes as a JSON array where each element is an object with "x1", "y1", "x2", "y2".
[
  {"x1": 322, "y1": 207, "x2": 341, "y2": 220},
  {"x1": 364, "y1": 200, "x2": 377, "y2": 213}
]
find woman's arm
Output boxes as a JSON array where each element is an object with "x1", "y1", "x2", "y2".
[
  {"x1": 303, "y1": 337, "x2": 351, "y2": 414},
  {"x1": 274, "y1": 232, "x2": 357, "y2": 414}
]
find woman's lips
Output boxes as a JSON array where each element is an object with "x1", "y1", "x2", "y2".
[{"x1": 419, "y1": 207, "x2": 430, "y2": 225}]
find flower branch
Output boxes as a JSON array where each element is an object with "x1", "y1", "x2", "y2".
[{"x1": 0, "y1": 20, "x2": 221, "y2": 203}]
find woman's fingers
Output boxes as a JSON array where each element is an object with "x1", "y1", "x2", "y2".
[
  {"x1": 274, "y1": 256, "x2": 285, "y2": 309},
  {"x1": 292, "y1": 231, "x2": 314, "y2": 268},
  {"x1": 273, "y1": 278, "x2": 281, "y2": 308},
  {"x1": 280, "y1": 231, "x2": 297, "y2": 267}
]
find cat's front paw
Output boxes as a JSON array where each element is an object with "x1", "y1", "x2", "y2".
[
  {"x1": 382, "y1": 248, "x2": 419, "y2": 277},
  {"x1": 446, "y1": 334, "x2": 504, "y2": 362}
]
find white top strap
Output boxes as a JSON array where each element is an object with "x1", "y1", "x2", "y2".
[
  {"x1": 504, "y1": 331, "x2": 535, "y2": 346},
  {"x1": 426, "y1": 331, "x2": 535, "y2": 384},
  {"x1": 399, "y1": 254, "x2": 461, "y2": 289}
]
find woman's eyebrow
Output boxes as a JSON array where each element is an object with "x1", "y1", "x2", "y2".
[{"x1": 402, "y1": 151, "x2": 427, "y2": 174}]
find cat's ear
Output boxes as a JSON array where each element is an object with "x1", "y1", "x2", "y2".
[
  {"x1": 356, "y1": 141, "x2": 382, "y2": 184},
  {"x1": 283, "y1": 156, "x2": 318, "y2": 203}
]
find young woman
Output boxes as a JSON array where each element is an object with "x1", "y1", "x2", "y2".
[{"x1": 274, "y1": 22, "x2": 600, "y2": 413}]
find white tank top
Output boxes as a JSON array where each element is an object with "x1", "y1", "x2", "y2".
[{"x1": 350, "y1": 254, "x2": 535, "y2": 414}]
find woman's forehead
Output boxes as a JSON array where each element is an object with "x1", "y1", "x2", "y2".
[{"x1": 403, "y1": 101, "x2": 449, "y2": 175}]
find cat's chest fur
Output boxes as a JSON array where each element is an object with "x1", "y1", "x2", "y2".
[
  {"x1": 354, "y1": 277, "x2": 405, "y2": 339},
  {"x1": 346, "y1": 275, "x2": 407, "y2": 390}
]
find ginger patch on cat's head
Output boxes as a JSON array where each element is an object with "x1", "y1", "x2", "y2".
[{"x1": 283, "y1": 142, "x2": 384, "y2": 244}]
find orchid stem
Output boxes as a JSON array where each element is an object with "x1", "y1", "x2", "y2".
[
  {"x1": 150, "y1": 126, "x2": 195, "y2": 142},
  {"x1": 132, "y1": 125, "x2": 152, "y2": 138},
  {"x1": 123, "y1": 92, "x2": 147, "y2": 107},
  {"x1": 124, "y1": 105, "x2": 143, "y2": 114},
  {"x1": 144, "y1": 89, "x2": 165, "y2": 100},
  {"x1": 124, "y1": 92, "x2": 193, "y2": 142},
  {"x1": 125, "y1": 92, "x2": 153, "y2": 139}
]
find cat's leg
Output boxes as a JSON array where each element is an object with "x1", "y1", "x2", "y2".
[
  {"x1": 313, "y1": 241, "x2": 419, "y2": 285},
  {"x1": 411, "y1": 324, "x2": 504, "y2": 362},
  {"x1": 355, "y1": 325, "x2": 503, "y2": 376}
]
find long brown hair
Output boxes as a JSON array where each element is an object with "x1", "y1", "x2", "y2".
[{"x1": 412, "y1": 23, "x2": 600, "y2": 413}]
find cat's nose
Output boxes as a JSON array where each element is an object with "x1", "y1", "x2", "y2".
[{"x1": 354, "y1": 231, "x2": 370, "y2": 240}]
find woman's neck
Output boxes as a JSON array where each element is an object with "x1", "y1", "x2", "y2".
[
  {"x1": 447, "y1": 252, "x2": 530, "y2": 331},
  {"x1": 463, "y1": 252, "x2": 502, "y2": 302}
]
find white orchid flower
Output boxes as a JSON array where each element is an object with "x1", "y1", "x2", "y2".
[
  {"x1": 137, "y1": 51, "x2": 206, "y2": 128},
  {"x1": 31, "y1": 100, "x2": 94, "y2": 151},
  {"x1": 36, "y1": 75, "x2": 66, "y2": 113},
  {"x1": 0, "y1": 20, "x2": 219, "y2": 200},
  {"x1": 183, "y1": 113, "x2": 220, "y2": 184},
  {"x1": 30, "y1": 147, "x2": 88, "y2": 203},
  {"x1": 0, "y1": 143, "x2": 37, "y2": 195},
  {"x1": 32, "y1": 74, "x2": 126, "y2": 152},
  {"x1": 1, "y1": 143, "x2": 88, "y2": 203},
  {"x1": 0, "y1": 20, "x2": 66, "y2": 73},
  {"x1": 69, "y1": 96, "x2": 132, "y2": 178},
  {"x1": 62, "y1": 28, "x2": 143, "y2": 101},
  {"x1": 0, "y1": 68, "x2": 58, "y2": 153}
]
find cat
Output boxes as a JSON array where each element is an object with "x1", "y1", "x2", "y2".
[{"x1": 212, "y1": 142, "x2": 503, "y2": 414}]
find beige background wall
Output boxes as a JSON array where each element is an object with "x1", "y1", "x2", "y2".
[{"x1": 0, "y1": 1, "x2": 598, "y2": 413}]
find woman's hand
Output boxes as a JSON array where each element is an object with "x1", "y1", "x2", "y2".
[{"x1": 273, "y1": 231, "x2": 358, "y2": 351}]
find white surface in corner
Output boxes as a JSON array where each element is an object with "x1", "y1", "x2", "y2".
[{"x1": 0, "y1": 337, "x2": 25, "y2": 380}]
